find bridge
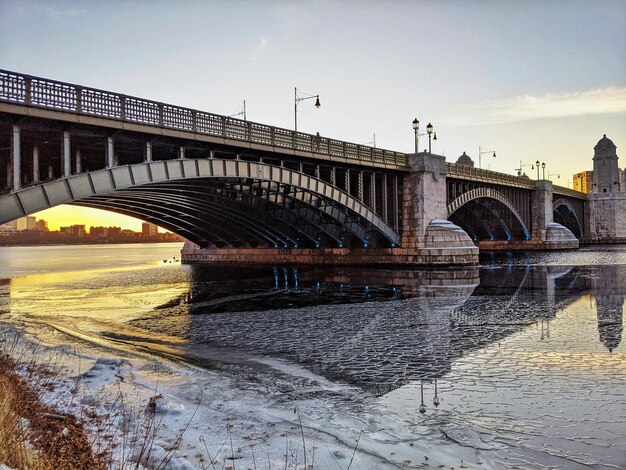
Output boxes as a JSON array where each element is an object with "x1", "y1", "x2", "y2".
[{"x1": 0, "y1": 70, "x2": 586, "y2": 266}]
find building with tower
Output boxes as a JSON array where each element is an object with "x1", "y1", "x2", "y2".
[
  {"x1": 592, "y1": 135, "x2": 621, "y2": 193},
  {"x1": 585, "y1": 134, "x2": 626, "y2": 241}
]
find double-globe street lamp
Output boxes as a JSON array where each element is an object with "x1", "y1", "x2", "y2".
[
  {"x1": 411, "y1": 119, "x2": 437, "y2": 153},
  {"x1": 294, "y1": 87, "x2": 320, "y2": 133},
  {"x1": 535, "y1": 160, "x2": 546, "y2": 180}
]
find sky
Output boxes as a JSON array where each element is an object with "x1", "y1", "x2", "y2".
[{"x1": 1, "y1": 0, "x2": 625, "y2": 230}]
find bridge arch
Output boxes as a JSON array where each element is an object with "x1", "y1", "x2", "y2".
[
  {"x1": 0, "y1": 159, "x2": 399, "y2": 248},
  {"x1": 553, "y1": 198, "x2": 583, "y2": 238},
  {"x1": 447, "y1": 187, "x2": 530, "y2": 241}
]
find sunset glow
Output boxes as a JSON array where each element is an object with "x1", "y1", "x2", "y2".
[{"x1": 33, "y1": 205, "x2": 150, "y2": 231}]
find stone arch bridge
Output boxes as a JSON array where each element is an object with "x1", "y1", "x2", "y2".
[{"x1": 0, "y1": 70, "x2": 584, "y2": 265}]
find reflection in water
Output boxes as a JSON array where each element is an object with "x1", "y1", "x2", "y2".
[
  {"x1": 592, "y1": 265, "x2": 625, "y2": 352},
  {"x1": 115, "y1": 264, "x2": 623, "y2": 397},
  {"x1": 0, "y1": 278, "x2": 9, "y2": 315},
  {"x1": 0, "y1": 245, "x2": 625, "y2": 469}
]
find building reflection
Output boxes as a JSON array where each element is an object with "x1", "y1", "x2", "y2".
[
  {"x1": 591, "y1": 266, "x2": 624, "y2": 352},
  {"x1": 0, "y1": 279, "x2": 10, "y2": 315}
]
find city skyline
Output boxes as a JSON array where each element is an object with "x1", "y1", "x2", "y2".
[{"x1": 1, "y1": 0, "x2": 624, "y2": 230}]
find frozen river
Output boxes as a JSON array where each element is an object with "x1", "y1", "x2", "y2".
[{"x1": 0, "y1": 243, "x2": 624, "y2": 469}]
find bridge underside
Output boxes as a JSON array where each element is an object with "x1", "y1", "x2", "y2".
[
  {"x1": 449, "y1": 198, "x2": 529, "y2": 242},
  {"x1": 73, "y1": 178, "x2": 388, "y2": 249},
  {"x1": 0, "y1": 159, "x2": 400, "y2": 249}
]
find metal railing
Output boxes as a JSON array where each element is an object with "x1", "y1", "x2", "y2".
[
  {"x1": 553, "y1": 185, "x2": 587, "y2": 199},
  {"x1": 0, "y1": 69, "x2": 407, "y2": 168},
  {"x1": 447, "y1": 163, "x2": 537, "y2": 189}
]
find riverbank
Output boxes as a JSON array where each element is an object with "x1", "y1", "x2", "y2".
[{"x1": 0, "y1": 336, "x2": 105, "y2": 470}]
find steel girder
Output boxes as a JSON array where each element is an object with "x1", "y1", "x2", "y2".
[
  {"x1": 447, "y1": 187, "x2": 530, "y2": 239},
  {"x1": 0, "y1": 159, "x2": 400, "y2": 248}
]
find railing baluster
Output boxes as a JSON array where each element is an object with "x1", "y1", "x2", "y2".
[
  {"x1": 25, "y1": 76, "x2": 32, "y2": 105},
  {"x1": 120, "y1": 95, "x2": 126, "y2": 120}
]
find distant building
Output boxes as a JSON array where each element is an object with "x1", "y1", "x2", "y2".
[
  {"x1": 89, "y1": 226, "x2": 109, "y2": 238},
  {"x1": 455, "y1": 151, "x2": 474, "y2": 167},
  {"x1": 60, "y1": 225, "x2": 86, "y2": 237},
  {"x1": 0, "y1": 222, "x2": 16, "y2": 232},
  {"x1": 15, "y1": 216, "x2": 37, "y2": 231},
  {"x1": 34, "y1": 219, "x2": 48, "y2": 232},
  {"x1": 142, "y1": 222, "x2": 159, "y2": 237},
  {"x1": 592, "y1": 134, "x2": 620, "y2": 193},
  {"x1": 573, "y1": 170, "x2": 593, "y2": 194}
]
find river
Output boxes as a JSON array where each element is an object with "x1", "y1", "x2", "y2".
[{"x1": 0, "y1": 243, "x2": 624, "y2": 469}]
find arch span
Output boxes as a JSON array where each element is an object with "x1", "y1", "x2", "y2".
[
  {"x1": 553, "y1": 198, "x2": 583, "y2": 238},
  {"x1": 0, "y1": 159, "x2": 399, "y2": 248},
  {"x1": 447, "y1": 187, "x2": 530, "y2": 240}
]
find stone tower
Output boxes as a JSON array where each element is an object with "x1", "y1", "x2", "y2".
[
  {"x1": 586, "y1": 134, "x2": 626, "y2": 240},
  {"x1": 592, "y1": 134, "x2": 620, "y2": 193}
]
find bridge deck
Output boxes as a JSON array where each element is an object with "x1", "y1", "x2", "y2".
[{"x1": 0, "y1": 70, "x2": 407, "y2": 171}]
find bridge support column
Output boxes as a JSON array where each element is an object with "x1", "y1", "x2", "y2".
[
  {"x1": 144, "y1": 142, "x2": 152, "y2": 162},
  {"x1": 75, "y1": 149, "x2": 81, "y2": 174},
  {"x1": 63, "y1": 131, "x2": 71, "y2": 178},
  {"x1": 106, "y1": 137, "x2": 114, "y2": 168},
  {"x1": 32, "y1": 145, "x2": 39, "y2": 183},
  {"x1": 531, "y1": 180, "x2": 578, "y2": 249},
  {"x1": 10, "y1": 125, "x2": 20, "y2": 190},
  {"x1": 399, "y1": 153, "x2": 477, "y2": 262}
]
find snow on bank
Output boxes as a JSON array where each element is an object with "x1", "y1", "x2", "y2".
[{"x1": 1, "y1": 324, "x2": 493, "y2": 469}]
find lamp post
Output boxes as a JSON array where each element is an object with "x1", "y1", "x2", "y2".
[
  {"x1": 412, "y1": 118, "x2": 419, "y2": 153},
  {"x1": 294, "y1": 87, "x2": 320, "y2": 133},
  {"x1": 427, "y1": 122, "x2": 437, "y2": 153},
  {"x1": 515, "y1": 160, "x2": 534, "y2": 177},
  {"x1": 535, "y1": 160, "x2": 541, "y2": 180},
  {"x1": 411, "y1": 119, "x2": 437, "y2": 153},
  {"x1": 478, "y1": 146, "x2": 496, "y2": 169},
  {"x1": 542, "y1": 162, "x2": 546, "y2": 179},
  {"x1": 228, "y1": 100, "x2": 247, "y2": 121},
  {"x1": 548, "y1": 172, "x2": 560, "y2": 181}
]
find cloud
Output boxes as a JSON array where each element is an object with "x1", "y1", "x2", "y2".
[
  {"x1": 258, "y1": 37, "x2": 269, "y2": 50},
  {"x1": 443, "y1": 87, "x2": 626, "y2": 127}
]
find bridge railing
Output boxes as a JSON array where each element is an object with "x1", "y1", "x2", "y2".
[
  {"x1": 447, "y1": 163, "x2": 537, "y2": 189},
  {"x1": 553, "y1": 185, "x2": 587, "y2": 199},
  {"x1": 0, "y1": 70, "x2": 407, "y2": 168}
]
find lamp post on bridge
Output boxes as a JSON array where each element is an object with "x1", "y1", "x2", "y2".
[
  {"x1": 478, "y1": 146, "x2": 496, "y2": 169},
  {"x1": 294, "y1": 87, "x2": 320, "y2": 133},
  {"x1": 535, "y1": 160, "x2": 543, "y2": 179},
  {"x1": 542, "y1": 162, "x2": 546, "y2": 179},
  {"x1": 411, "y1": 119, "x2": 437, "y2": 153},
  {"x1": 515, "y1": 160, "x2": 534, "y2": 177},
  {"x1": 548, "y1": 172, "x2": 560, "y2": 182}
]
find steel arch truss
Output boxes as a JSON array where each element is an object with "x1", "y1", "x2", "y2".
[
  {"x1": 447, "y1": 187, "x2": 530, "y2": 241},
  {"x1": 553, "y1": 198, "x2": 583, "y2": 238},
  {"x1": 0, "y1": 159, "x2": 400, "y2": 248}
]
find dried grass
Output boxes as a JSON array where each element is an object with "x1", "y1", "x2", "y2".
[{"x1": 0, "y1": 351, "x2": 106, "y2": 470}]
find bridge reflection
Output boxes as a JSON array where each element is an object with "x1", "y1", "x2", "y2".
[{"x1": 169, "y1": 264, "x2": 623, "y2": 396}]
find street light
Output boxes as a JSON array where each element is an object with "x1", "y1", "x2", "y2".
[
  {"x1": 542, "y1": 162, "x2": 546, "y2": 179},
  {"x1": 412, "y1": 118, "x2": 419, "y2": 153},
  {"x1": 515, "y1": 160, "x2": 535, "y2": 177},
  {"x1": 411, "y1": 118, "x2": 437, "y2": 153},
  {"x1": 535, "y1": 160, "x2": 541, "y2": 179},
  {"x1": 294, "y1": 87, "x2": 320, "y2": 133},
  {"x1": 228, "y1": 100, "x2": 247, "y2": 121},
  {"x1": 548, "y1": 172, "x2": 560, "y2": 181},
  {"x1": 478, "y1": 146, "x2": 496, "y2": 169}
]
